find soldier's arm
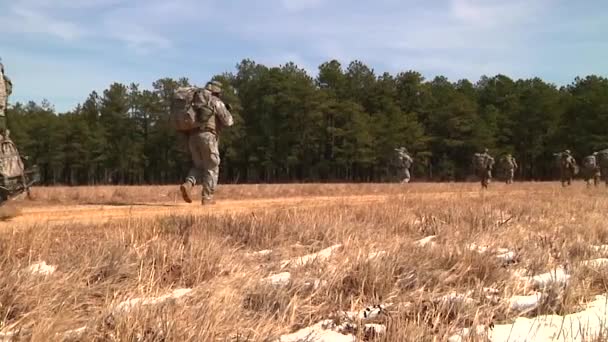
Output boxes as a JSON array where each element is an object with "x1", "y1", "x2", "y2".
[
  {"x1": 214, "y1": 100, "x2": 234, "y2": 127},
  {"x1": 4, "y1": 76, "x2": 12, "y2": 96}
]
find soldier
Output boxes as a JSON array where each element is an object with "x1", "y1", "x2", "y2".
[
  {"x1": 559, "y1": 149, "x2": 577, "y2": 187},
  {"x1": 581, "y1": 152, "x2": 601, "y2": 187},
  {"x1": 394, "y1": 147, "x2": 413, "y2": 183},
  {"x1": 503, "y1": 153, "x2": 518, "y2": 184},
  {"x1": 0, "y1": 59, "x2": 13, "y2": 138},
  {"x1": 597, "y1": 149, "x2": 608, "y2": 187},
  {"x1": 474, "y1": 148, "x2": 495, "y2": 189},
  {"x1": 179, "y1": 81, "x2": 233, "y2": 205}
]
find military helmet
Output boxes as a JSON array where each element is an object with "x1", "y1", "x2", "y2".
[{"x1": 205, "y1": 80, "x2": 223, "y2": 94}]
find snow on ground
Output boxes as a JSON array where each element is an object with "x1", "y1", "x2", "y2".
[
  {"x1": 114, "y1": 288, "x2": 193, "y2": 313},
  {"x1": 25, "y1": 261, "x2": 57, "y2": 276},
  {"x1": 450, "y1": 294, "x2": 608, "y2": 342},
  {"x1": 263, "y1": 272, "x2": 292, "y2": 287},
  {"x1": 522, "y1": 267, "x2": 570, "y2": 289},
  {"x1": 277, "y1": 319, "x2": 386, "y2": 342},
  {"x1": 414, "y1": 235, "x2": 437, "y2": 247},
  {"x1": 280, "y1": 244, "x2": 343, "y2": 269}
]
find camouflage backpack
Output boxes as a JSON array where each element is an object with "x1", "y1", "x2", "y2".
[
  {"x1": 583, "y1": 155, "x2": 597, "y2": 169},
  {"x1": 597, "y1": 149, "x2": 608, "y2": 169},
  {"x1": 170, "y1": 87, "x2": 215, "y2": 132},
  {"x1": 473, "y1": 153, "x2": 489, "y2": 172}
]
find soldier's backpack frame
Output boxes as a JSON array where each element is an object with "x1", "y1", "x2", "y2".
[{"x1": 0, "y1": 137, "x2": 39, "y2": 205}]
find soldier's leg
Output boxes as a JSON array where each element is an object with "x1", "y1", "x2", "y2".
[
  {"x1": 199, "y1": 132, "x2": 220, "y2": 204},
  {"x1": 180, "y1": 133, "x2": 205, "y2": 203},
  {"x1": 403, "y1": 169, "x2": 411, "y2": 183}
]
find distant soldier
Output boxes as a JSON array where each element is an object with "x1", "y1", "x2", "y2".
[
  {"x1": 596, "y1": 149, "x2": 608, "y2": 187},
  {"x1": 0, "y1": 59, "x2": 13, "y2": 138},
  {"x1": 502, "y1": 153, "x2": 518, "y2": 184},
  {"x1": 558, "y1": 150, "x2": 577, "y2": 187},
  {"x1": 581, "y1": 153, "x2": 601, "y2": 187},
  {"x1": 473, "y1": 148, "x2": 495, "y2": 189},
  {"x1": 394, "y1": 147, "x2": 413, "y2": 183},
  {"x1": 177, "y1": 80, "x2": 234, "y2": 205}
]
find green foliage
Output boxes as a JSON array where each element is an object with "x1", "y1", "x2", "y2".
[{"x1": 5, "y1": 60, "x2": 608, "y2": 185}]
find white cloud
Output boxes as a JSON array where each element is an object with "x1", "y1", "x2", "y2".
[{"x1": 1, "y1": 6, "x2": 86, "y2": 41}]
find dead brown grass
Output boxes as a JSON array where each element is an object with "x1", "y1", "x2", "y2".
[{"x1": 0, "y1": 182, "x2": 607, "y2": 341}]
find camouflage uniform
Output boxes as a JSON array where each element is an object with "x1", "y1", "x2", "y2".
[
  {"x1": 0, "y1": 61, "x2": 13, "y2": 135},
  {"x1": 476, "y1": 149, "x2": 495, "y2": 189},
  {"x1": 179, "y1": 81, "x2": 233, "y2": 205},
  {"x1": 503, "y1": 153, "x2": 518, "y2": 184},
  {"x1": 559, "y1": 150, "x2": 577, "y2": 187},
  {"x1": 394, "y1": 147, "x2": 413, "y2": 183},
  {"x1": 582, "y1": 153, "x2": 601, "y2": 187},
  {"x1": 597, "y1": 149, "x2": 608, "y2": 187}
]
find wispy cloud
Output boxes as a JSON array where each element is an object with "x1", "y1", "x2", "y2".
[
  {"x1": 0, "y1": 6, "x2": 86, "y2": 41},
  {"x1": 1, "y1": 0, "x2": 606, "y2": 112}
]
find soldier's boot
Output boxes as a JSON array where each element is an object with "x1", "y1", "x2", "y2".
[{"x1": 179, "y1": 180, "x2": 194, "y2": 203}]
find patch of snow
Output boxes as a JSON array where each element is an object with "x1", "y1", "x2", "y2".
[
  {"x1": 26, "y1": 261, "x2": 57, "y2": 276},
  {"x1": 438, "y1": 292, "x2": 477, "y2": 307},
  {"x1": 509, "y1": 293, "x2": 542, "y2": 312},
  {"x1": 581, "y1": 258, "x2": 608, "y2": 269},
  {"x1": 414, "y1": 235, "x2": 437, "y2": 247},
  {"x1": 304, "y1": 279, "x2": 327, "y2": 290},
  {"x1": 496, "y1": 251, "x2": 518, "y2": 264},
  {"x1": 468, "y1": 243, "x2": 490, "y2": 254},
  {"x1": 591, "y1": 245, "x2": 608, "y2": 253},
  {"x1": 524, "y1": 267, "x2": 570, "y2": 289},
  {"x1": 61, "y1": 326, "x2": 87, "y2": 339},
  {"x1": 248, "y1": 249, "x2": 273, "y2": 257},
  {"x1": 277, "y1": 320, "x2": 386, "y2": 342},
  {"x1": 0, "y1": 330, "x2": 17, "y2": 340},
  {"x1": 263, "y1": 272, "x2": 291, "y2": 287},
  {"x1": 452, "y1": 295, "x2": 608, "y2": 342},
  {"x1": 280, "y1": 244, "x2": 343, "y2": 269},
  {"x1": 363, "y1": 324, "x2": 386, "y2": 335},
  {"x1": 277, "y1": 320, "x2": 354, "y2": 342},
  {"x1": 114, "y1": 288, "x2": 193, "y2": 313},
  {"x1": 366, "y1": 251, "x2": 387, "y2": 261}
]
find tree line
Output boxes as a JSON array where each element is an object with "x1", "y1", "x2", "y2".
[{"x1": 6, "y1": 59, "x2": 608, "y2": 185}]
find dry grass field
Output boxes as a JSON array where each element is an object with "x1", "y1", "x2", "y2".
[{"x1": 1, "y1": 182, "x2": 608, "y2": 341}]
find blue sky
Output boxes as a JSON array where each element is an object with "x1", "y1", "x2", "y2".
[{"x1": 1, "y1": 0, "x2": 606, "y2": 112}]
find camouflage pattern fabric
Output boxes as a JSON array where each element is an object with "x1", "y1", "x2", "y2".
[
  {"x1": 503, "y1": 155, "x2": 518, "y2": 184},
  {"x1": 0, "y1": 135, "x2": 25, "y2": 179},
  {"x1": 474, "y1": 152, "x2": 494, "y2": 189},
  {"x1": 596, "y1": 149, "x2": 608, "y2": 186},
  {"x1": 183, "y1": 91, "x2": 233, "y2": 202},
  {"x1": 394, "y1": 147, "x2": 413, "y2": 183},
  {"x1": 581, "y1": 155, "x2": 601, "y2": 187},
  {"x1": 0, "y1": 63, "x2": 11, "y2": 132},
  {"x1": 559, "y1": 152, "x2": 577, "y2": 187}
]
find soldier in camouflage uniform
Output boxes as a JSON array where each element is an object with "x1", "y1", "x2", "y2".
[
  {"x1": 581, "y1": 152, "x2": 601, "y2": 187},
  {"x1": 559, "y1": 149, "x2": 577, "y2": 187},
  {"x1": 503, "y1": 153, "x2": 518, "y2": 184},
  {"x1": 597, "y1": 149, "x2": 608, "y2": 187},
  {"x1": 0, "y1": 60, "x2": 13, "y2": 138},
  {"x1": 179, "y1": 81, "x2": 234, "y2": 205},
  {"x1": 394, "y1": 147, "x2": 413, "y2": 183},
  {"x1": 474, "y1": 148, "x2": 495, "y2": 189}
]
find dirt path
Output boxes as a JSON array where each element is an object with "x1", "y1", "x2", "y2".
[{"x1": 0, "y1": 188, "x2": 541, "y2": 228}]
